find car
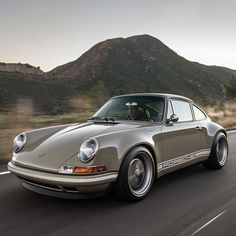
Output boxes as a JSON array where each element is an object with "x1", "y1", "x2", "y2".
[{"x1": 8, "y1": 93, "x2": 228, "y2": 201}]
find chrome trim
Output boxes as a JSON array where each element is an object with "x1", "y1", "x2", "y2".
[
  {"x1": 8, "y1": 162, "x2": 118, "y2": 186},
  {"x1": 128, "y1": 156, "x2": 153, "y2": 197},
  {"x1": 79, "y1": 138, "x2": 99, "y2": 163},
  {"x1": 217, "y1": 137, "x2": 228, "y2": 166},
  {"x1": 13, "y1": 133, "x2": 27, "y2": 153}
]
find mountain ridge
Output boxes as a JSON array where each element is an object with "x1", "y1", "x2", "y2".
[
  {"x1": 0, "y1": 62, "x2": 44, "y2": 75},
  {"x1": 48, "y1": 34, "x2": 235, "y2": 103},
  {"x1": 1, "y1": 34, "x2": 236, "y2": 114}
]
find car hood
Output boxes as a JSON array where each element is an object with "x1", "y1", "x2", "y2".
[{"x1": 15, "y1": 121, "x2": 149, "y2": 172}]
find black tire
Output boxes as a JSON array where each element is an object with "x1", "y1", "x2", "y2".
[
  {"x1": 114, "y1": 146, "x2": 155, "y2": 201},
  {"x1": 203, "y1": 132, "x2": 228, "y2": 169}
]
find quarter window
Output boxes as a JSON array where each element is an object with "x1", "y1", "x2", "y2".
[
  {"x1": 171, "y1": 100, "x2": 193, "y2": 122},
  {"x1": 193, "y1": 105, "x2": 206, "y2": 120}
]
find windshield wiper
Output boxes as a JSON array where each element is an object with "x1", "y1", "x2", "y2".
[
  {"x1": 105, "y1": 117, "x2": 116, "y2": 122},
  {"x1": 89, "y1": 116, "x2": 118, "y2": 123},
  {"x1": 88, "y1": 116, "x2": 103, "y2": 121}
]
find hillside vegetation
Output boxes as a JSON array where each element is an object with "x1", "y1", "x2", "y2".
[
  {"x1": 1, "y1": 34, "x2": 236, "y2": 162},
  {"x1": 49, "y1": 35, "x2": 236, "y2": 105},
  {"x1": 1, "y1": 35, "x2": 236, "y2": 114}
]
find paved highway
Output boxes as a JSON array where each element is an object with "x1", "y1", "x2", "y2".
[{"x1": 0, "y1": 131, "x2": 236, "y2": 236}]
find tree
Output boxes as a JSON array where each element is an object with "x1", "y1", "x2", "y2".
[
  {"x1": 0, "y1": 88, "x2": 6, "y2": 103},
  {"x1": 87, "y1": 80, "x2": 109, "y2": 108},
  {"x1": 225, "y1": 77, "x2": 236, "y2": 99}
]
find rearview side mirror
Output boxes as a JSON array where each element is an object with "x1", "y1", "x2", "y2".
[{"x1": 167, "y1": 114, "x2": 179, "y2": 123}]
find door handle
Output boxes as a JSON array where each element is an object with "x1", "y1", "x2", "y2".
[{"x1": 195, "y1": 126, "x2": 202, "y2": 132}]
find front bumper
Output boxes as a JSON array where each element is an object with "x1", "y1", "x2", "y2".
[{"x1": 8, "y1": 162, "x2": 118, "y2": 198}]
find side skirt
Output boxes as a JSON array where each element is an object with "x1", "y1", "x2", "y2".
[{"x1": 157, "y1": 149, "x2": 211, "y2": 177}]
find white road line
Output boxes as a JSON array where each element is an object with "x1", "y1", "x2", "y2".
[
  {"x1": 0, "y1": 171, "x2": 10, "y2": 175},
  {"x1": 227, "y1": 130, "x2": 236, "y2": 134},
  {"x1": 191, "y1": 210, "x2": 226, "y2": 235}
]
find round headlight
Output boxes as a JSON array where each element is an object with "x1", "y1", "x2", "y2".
[
  {"x1": 13, "y1": 133, "x2": 27, "y2": 153},
  {"x1": 79, "y1": 138, "x2": 98, "y2": 162}
]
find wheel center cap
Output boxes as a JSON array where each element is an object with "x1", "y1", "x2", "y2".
[{"x1": 135, "y1": 169, "x2": 141, "y2": 177}]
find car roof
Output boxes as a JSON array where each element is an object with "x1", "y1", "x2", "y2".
[{"x1": 112, "y1": 93, "x2": 193, "y2": 102}]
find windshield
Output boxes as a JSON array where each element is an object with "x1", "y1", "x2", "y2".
[{"x1": 91, "y1": 96, "x2": 165, "y2": 122}]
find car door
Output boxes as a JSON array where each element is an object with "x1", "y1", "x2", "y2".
[{"x1": 159, "y1": 99, "x2": 203, "y2": 173}]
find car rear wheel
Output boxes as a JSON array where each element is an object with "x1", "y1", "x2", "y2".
[
  {"x1": 114, "y1": 146, "x2": 155, "y2": 201},
  {"x1": 203, "y1": 132, "x2": 228, "y2": 169}
]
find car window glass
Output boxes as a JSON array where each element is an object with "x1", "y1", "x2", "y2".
[
  {"x1": 106, "y1": 100, "x2": 129, "y2": 119},
  {"x1": 171, "y1": 100, "x2": 193, "y2": 122},
  {"x1": 144, "y1": 101, "x2": 165, "y2": 122},
  {"x1": 193, "y1": 105, "x2": 206, "y2": 120},
  {"x1": 93, "y1": 96, "x2": 165, "y2": 122}
]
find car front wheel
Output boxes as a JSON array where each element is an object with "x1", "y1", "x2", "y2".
[{"x1": 115, "y1": 146, "x2": 155, "y2": 201}]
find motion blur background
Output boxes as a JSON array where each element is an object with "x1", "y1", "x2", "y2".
[{"x1": 0, "y1": 0, "x2": 236, "y2": 163}]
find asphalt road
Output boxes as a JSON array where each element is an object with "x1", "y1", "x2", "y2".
[{"x1": 0, "y1": 131, "x2": 236, "y2": 236}]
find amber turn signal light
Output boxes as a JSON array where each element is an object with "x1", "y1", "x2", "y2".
[{"x1": 73, "y1": 165, "x2": 107, "y2": 174}]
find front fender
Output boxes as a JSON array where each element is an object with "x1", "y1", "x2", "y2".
[{"x1": 64, "y1": 125, "x2": 161, "y2": 172}]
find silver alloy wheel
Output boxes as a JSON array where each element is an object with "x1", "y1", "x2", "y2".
[
  {"x1": 216, "y1": 137, "x2": 228, "y2": 165},
  {"x1": 128, "y1": 155, "x2": 153, "y2": 197}
]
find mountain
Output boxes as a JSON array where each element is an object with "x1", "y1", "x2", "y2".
[
  {"x1": 1, "y1": 34, "x2": 236, "y2": 114},
  {"x1": 48, "y1": 34, "x2": 236, "y2": 104},
  {"x1": 0, "y1": 63, "x2": 73, "y2": 113},
  {"x1": 0, "y1": 62, "x2": 44, "y2": 75}
]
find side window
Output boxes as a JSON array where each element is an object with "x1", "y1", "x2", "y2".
[
  {"x1": 193, "y1": 105, "x2": 206, "y2": 120},
  {"x1": 167, "y1": 100, "x2": 174, "y2": 119},
  {"x1": 171, "y1": 100, "x2": 193, "y2": 122}
]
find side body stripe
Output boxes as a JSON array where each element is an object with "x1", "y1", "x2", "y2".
[{"x1": 157, "y1": 149, "x2": 211, "y2": 171}]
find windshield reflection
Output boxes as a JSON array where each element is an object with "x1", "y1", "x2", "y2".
[{"x1": 91, "y1": 96, "x2": 165, "y2": 122}]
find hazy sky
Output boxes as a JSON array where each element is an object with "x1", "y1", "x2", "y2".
[{"x1": 0, "y1": 0, "x2": 235, "y2": 71}]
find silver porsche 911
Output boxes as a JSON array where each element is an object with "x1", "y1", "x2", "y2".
[{"x1": 8, "y1": 93, "x2": 228, "y2": 201}]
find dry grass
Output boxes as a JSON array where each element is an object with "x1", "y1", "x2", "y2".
[
  {"x1": 0, "y1": 111, "x2": 92, "y2": 164},
  {"x1": 205, "y1": 101, "x2": 236, "y2": 128}
]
